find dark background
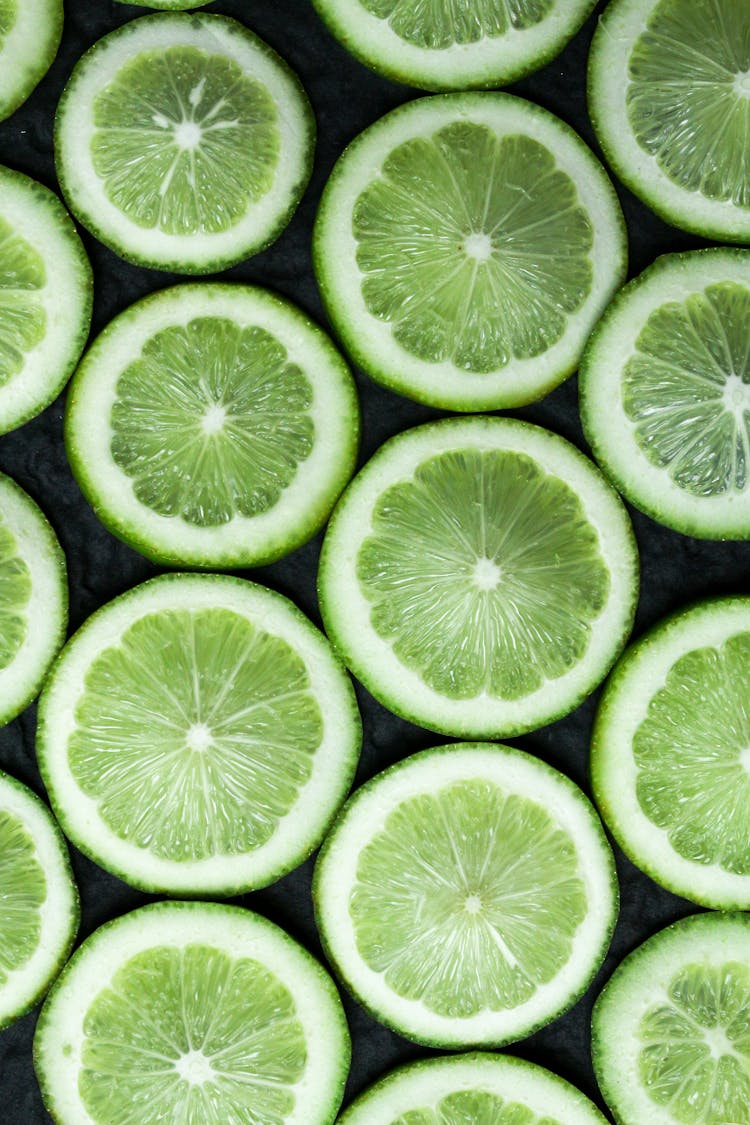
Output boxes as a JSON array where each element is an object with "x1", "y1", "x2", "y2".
[{"x1": 0, "y1": 0, "x2": 747, "y2": 1120}]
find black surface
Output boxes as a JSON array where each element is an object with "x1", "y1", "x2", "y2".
[{"x1": 0, "y1": 1, "x2": 748, "y2": 1121}]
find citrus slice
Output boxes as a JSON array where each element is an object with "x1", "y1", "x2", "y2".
[
  {"x1": 311, "y1": 0, "x2": 597, "y2": 92},
  {"x1": 592, "y1": 597, "x2": 750, "y2": 910},
  {"x1": 34, "y1": 901, "x2": 350, "y2": 1125},
  {"x1": 0, "y1": 472, "x2": 67, "y2": 726},
  {"x1": 0, "y1": 166, "x2": 92, "y2": 435},
  {"x1": 55, "y1": 13, "x2": 315, "y2": 273},
  {"x1": 592, "y1": 911, "x2": 750, "y2": 1125},
  {"x1": 580, "y1": 248, "x2": 750, "y2": 539},
  {"x1": 0, "y1": 771, "x2": 78, "y2": 1031},
  {"x1": 0, "y1": 0, "x2": 62, "y2": 122},
  {"x1": 117, "y1": 1, "x2": 212, "y2": 8},
  {"x1": 313, "y1": 92, "x2": 626, "y2": 411},
  {"x1": 314, "y1": 743, "x2": 617, "y2": 1047},
  {"x1": 318, "y1": 416, "x2": 638, "y2": 738},
  {"x1": 589, "y1": 0, "x2": 750, "y2": 243},
  {"x1": 37, "y1": 573, "x2": 361, "y2": 895},
  {"x1": 65, "y1": 284, "x2": 360, "y2": 568},
  {"x1": 339, "y1": 1052, "x2": 608, "y2": 1123}
]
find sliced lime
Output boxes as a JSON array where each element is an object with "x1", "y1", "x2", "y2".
[
  {"x1": 314, "y1": 93, "x2": 626, "y2": 410},
  {"x1": 65, "y1": 284, "x2": 359, "y2": 568},
  {"x1": 34, "y1": 901, "x2": 349, "y2": 1125},
  {"x1": 589, "y1": 0, "x2": 750, "y2": 243},
  {"x1": 581, "y1": 248, "x2": 750, "y2": 539},
  {"x1": 311, "y1": 0, "x2": 596, "y2": 91},
  {"x1": 117, "y1": 1, "x2": 213, "y2": 8},
  {"x1": 0, "y1": 770, "x2": 78, "y2": 1030},
  {"x1": 339, "y1": 1052, "x2": 609, "y2": 1123},
  {"x1": 55, "y1": 14, "x2": 314, "y2": 273},
  {"x1": 593, "y1": 912, "x2": 750, "y2": 1125},
  {"x1": 0, "y1": 166, "x2": 92, "y2": 435},
  {"x1": 37, "y1": 573, "x2": 361, "y2": 894},
  {"x1": 314, "y1": 743, "x2": 617, "y2": 1047},
  {"x1": 0, "y1": 0, "x2": 61, "y2": 122},
  {"x1": 318, "y1": 417, "x2": 638, "y2": 738}
]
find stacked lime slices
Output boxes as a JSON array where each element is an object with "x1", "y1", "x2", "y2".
[
  {"x1": 55, "y1": 14, "x2": 315, "y2": 272},
  {"x1": 0, "y1": 0, "x2": 62, "y2": 121}
]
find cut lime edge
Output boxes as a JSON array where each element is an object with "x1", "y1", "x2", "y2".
[
  {"x1": 0, "y1": 0, "x2": 63, "y2": 123},
  {"x1": 63, "y1": 283, "x2": 361, "y2": 569},
  {"x1": 591, "y1": 595, "x2": 750, "y2": 910},
  {"x1": 313, "y1": 742, "x2": 619, "y2": 1049},
  {"x1": 116, "y1": 0, "x2": 213, "y2": 7}
]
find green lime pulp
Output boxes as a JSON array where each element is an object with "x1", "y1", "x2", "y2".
[
  {"x1": 358, "y1": 0, "x2": 553, "y2": 49},
  {"x1": 623, "y1": 282, "x2": 750, "y2": 496},
  {"x1": 0, "y1": 215, "x2": 46, "y2": 388},
  {"x1": 0, "y1": 517, "x2": 30, "y2": 670},
  {"x1": 633, "y1": 632, "x2": 750, "y2": 873},
  {"x1": 92, "y1": 47, "x2": 279, "y2": 235},
  {"x1": 80, "y1": 944, "x2": 307, "y2": 1124},
  {"x1": 110, "y1": 317, "x2": 314, "y2": 526},
  {"x1": 0, "y1": 809, "x2": 47, "y2": 985},
  {"x1": 638, "y1": 961, "x2": 750, "y2": 1123},
  {"x1": 350, "y1": 779, "x2": 586, "y2": 1018},
  {"x1": 357, "y1": 448, "x2": 609, "y2": 700},
  {"x1": 0, "y1": 0, "x2": 15, "y2": 40},
  {"x1": 626, "y1": 0, "x2": 750, "y2": 208},
  {"x1": 353, "y1": 123, "x2": 593, "y2": 372},
  {"x1": 393, "y1": 1090, "x2": 561, "y2": 1124},
  {"x1": 68, "y1": 608, "x2": 323, "y2": 861}
]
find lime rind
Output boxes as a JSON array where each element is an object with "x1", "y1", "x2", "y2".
[
  {"x1": 592, "y1": 596, "x2": 750, "y2": 910},
  {"x1": 0, "y1": 771, "x2": 79, "y2": 1031},
  {"x1": 580, "y1": 248, "x2": 750, "y2": 540},
  {"x1": 117, "y1": 1, "x2": 213, "y2": 8},
  {"x1": 64, "y1": 284, "x2": 360, "y2": 569},
  {"x1": 314, "y1": 743, "x2": 618, "y2": 1048},
  {"x1": 311, "y1": 0, "x2": 597, "y2": 91},
  {"x1": 0, "y1": 0, "x2": 62, "y2": 122},
  {"x1": 54, "y1": 14, "x2": 315, "y2": 274}
]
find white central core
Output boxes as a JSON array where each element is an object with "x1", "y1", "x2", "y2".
[
  {"x1": 174, "y1": 120, "x2": 203, "y2": 150},
  {"x1": 201, "y1": 404, "x2": 227, "y2": 435},
  {"x1": 735, "y1": 70, "x2": 750, "y2": 97},
  {"x1": 724, "y1": 374, "x2": 750, "y2": 414},
  {"x1": 463, "y1": 232, "x2": 493, "y2": 262},
  {"x1": 740, "y1": 747, "x2": 750, "y2": 773},
  {"x1": 464, "y1": 894, "x2": 483, "y2": 914},
  {"x1": 175, "y1": 1049, "x2": 214, "y2": 1085},
  {"x1": 186, "y1": 723, "x2": 213, "y2": 753},
  {"x1": 473, "y1": 557, "x2": 501, "y2": 590},
  {"x1": 703, "y1": 1024, "x2": 736, "y2": 1060}
]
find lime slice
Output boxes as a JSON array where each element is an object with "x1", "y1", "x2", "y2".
[
  {"x1": 314, "y1": 743, "x2": 617, "y2": 1047},
  {"x1": 313, "y1": 93, "x2": 626, "y2": 411},
  {"x1": 37, "y1": 573, "x2": 361, "y2": 895},
  {"x1": 592, "y1": 597, "x2": 750, "y2": 910},
  {"x1": 593, "y1": 911, "x2": 750, "y2": 1125},
  {"x1": 311, "y1": 0, "x2": 597, "y2": 91},
  {"x1": 34, "y1": 901, "x2": 350, "y2": 1125},
  {"x1": 0, "y1": 771, "x2": 78, "y2": 1031},
  {"x1": 117, "y1": 1, "x2": 212, "y2": 8},
  {"x1": 65, "y1": 284, "x2": 360, "y2": 568},
  {"x1": 55, "y1": 14, "x2": 315, "y2": 273},
  {"x1": 0, "y1": 0, "x2": 61, "y2": 122},
  {"x1": 0, "y1": 165, "x2": 92, "y2": 435},
  {"x1": 318, "y1": 416, "x2": 638, "y2": 738},
  {"x1": 589, "y1": 0, "x2": 750, "y2": 243},
  {"x1": 0, "y1": 471, "x2": 67, "y2": 726},
  {"x1": 580, "y1": 248, "x2": 750, "y2": 540}
]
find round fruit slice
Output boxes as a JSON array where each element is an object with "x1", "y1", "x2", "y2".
[
  {"x1": 0, "y1": 0, "x2": 62, "y2": 122},
  {"x1": 592, "y1": 597, "x2": 750, "y2": 910},
  {"x1": 339, "y1": 1052, "x2": 609, "y2": 1123},
  {"x1": 55, "y1": 14, "x2": 315, "y2": 273},
  {"x1": 315, "y1": 743, "x2": 617, "y2": 1047},
  {"x1": 318, "y1": 416, "x2": 638, "y2": 738},
  {"x1": 34, "y1": 901, "x2": 350, "y2": 1125},
  {"x1": 592, "y1": 911, "x2": 750, "y2": 1125},
  {"x1": 65, "y1": 284, "x2": 360, "y2": 568},
  {"x1": 117, "y1": 1, "x2": 212, "y2": 8},
  {"x1": 589, "y1": 0, "x2": 750, "y2": 243},
  {"x1": 0, "y1": 166, "x2": 92, "y2": 435},
  {"x1": 313, "y1": 92, "x2": 626, "y2": 411},
  {"x1": 37, "y1": 573, "x2": 361, "y2": 895},
  {"x1": 311, "y1": 0, "x2": 597, "y2": 92},
  {"x1": 0, "y1": 472, "x2": 67, "y2": 726},
  {"x1": 0, "y1": 771, "x2": 78, "y2": 1031},
  {"x1": 580, "y1": 249, "x2": 750, "y2": 539}
]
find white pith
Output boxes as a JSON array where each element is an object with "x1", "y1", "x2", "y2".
[
  {"x1": 319, "y1": 417, "x2": 637, "y2": 737},
  {"x1": 35, "y1": 904, "x2": 348, "y2": 1125},
  {"x1": 0, "y1": 169, "x2": 90, "y2": 434},
  {"x1": 593, "y1": 598, "x2": 750, "y2": 908},
  {"x1": 55, "y1": 15, "x2": 312, "y2": 270},
  {"x1": 38, "y1": 575, "x2": 360, "y2": 893},
  {"x1": 0, "y1": 0, "x2": 60, "y2": 119},
  {"x1": 65, "y1": 285, "x2": 357, "y2": 566},
  {"x1": 315, "y1": 94, "x2": 626, "y2": 410},
  {"x1": 316, "y1": 745, "x2": 616, "y2": 1045},
  {"x1": 0, "y1": 772, "x2": 76, "y2": 1025},
  {"x1": 581, "y1": 250, "x2": 750, "y2": 538}
]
